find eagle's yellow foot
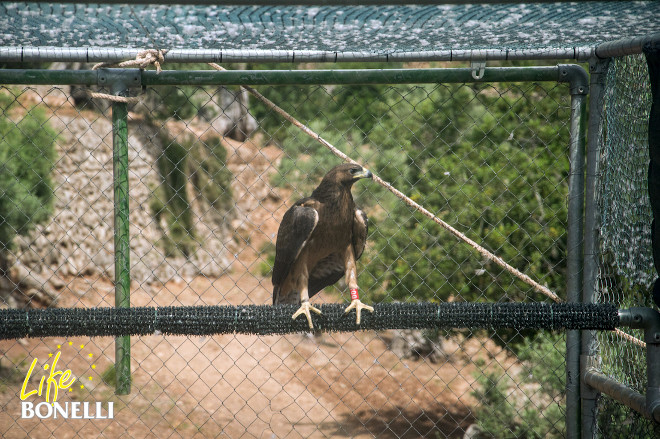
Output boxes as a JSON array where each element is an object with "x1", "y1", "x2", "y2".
[
  {"x1": 292, "y1": 301, "x2": 322, "y2": 329},
  {"x1": 344, "y1": 299, "x2": 374, "y2": 325}
]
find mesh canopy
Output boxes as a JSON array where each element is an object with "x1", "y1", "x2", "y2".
[
  {"x1": 599, "y1": 55, "x2": 655, "y2": 289},
  {"x1": 1, "y1": 2, "x2": 660, "y2": 62}
]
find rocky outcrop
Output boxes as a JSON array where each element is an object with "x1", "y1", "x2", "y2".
[
  {"x1": 388, "y1": 329, "x2": 448, "y2": 363},
  {"x1": 10, "y1": 111, "x2": 233, "y2": 290},
  {"x1": 2, "y1": 77, "x2": 279, "y2": 308}
]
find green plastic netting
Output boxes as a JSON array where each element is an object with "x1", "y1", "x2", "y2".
[
  {"x1": 596, "y1": 53, "x2": 658, "y2": 438},
  {"x1": 1, "y1": 2, "x2": 660, "y2": 62}
]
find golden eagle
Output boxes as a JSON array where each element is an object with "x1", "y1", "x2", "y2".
[{"x1": 272, "y1": 163, "x2": 374, "y2": 329}]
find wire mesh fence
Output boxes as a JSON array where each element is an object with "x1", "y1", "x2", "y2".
[
  {"x1": 0, "y1": 67, "x2": 578, "y2": 438},
  {"x1": 594, "y1": 54, "x2": 660, "y2": 438}
]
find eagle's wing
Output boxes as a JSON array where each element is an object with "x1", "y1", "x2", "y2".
[
  {"x1": 352, "y1": 209, "x2": 369, "y2": 260},
  {"x1": 272, "y1": 201, "x2": 319, "y2": 304}
]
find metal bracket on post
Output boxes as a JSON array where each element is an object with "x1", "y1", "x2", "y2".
[
  {"x1": 558, "y1": 64, "x2": 589, "y2": 96},
  {"x1": 619, "y1": 308, "x2": 660, "y2": 422},
  {"x1": 585, "y1": 308, "x2": 660, "y2": 423},
  {"x1": 96, "y1": 68, "x2": 142, "y2": 89},
  {"x1": 588, "y1": 57, "x2": 610, "y2": 77},
  {"x1": 471, "y1": 61, "x2": 486, "y2": 80},
  {"x1": 580, "y1": 355, "x2": 600, "y2": 400}
]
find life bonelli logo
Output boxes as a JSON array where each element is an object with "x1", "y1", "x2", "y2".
[{"x1": 20, "y1": 341, "x2": 114, "y2": 420}]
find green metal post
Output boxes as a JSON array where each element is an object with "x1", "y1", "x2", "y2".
[
  {"x1": 581, "y1": 57, "x2": 610, "y2": 439},
  {"x1": 562, "y1": 64, "x2": 589, "y2": 439},
  {"x1": 112, "y1": 81, "x2": 131, "y2": 395}
]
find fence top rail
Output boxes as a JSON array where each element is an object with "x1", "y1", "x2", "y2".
[
  {"x1": 1, "y1": 46, "x2": 596, "y2": 64},
  {"x1": 595, "y1": 32, "x2": 660, "y2": 59},
  {"x1": 0, "y1": 65, "x2": 582, "y2": 86}
]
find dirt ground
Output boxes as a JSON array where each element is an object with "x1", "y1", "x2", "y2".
[{"x1": 0, "y1": 266, "x2": 520, "y2": 438}]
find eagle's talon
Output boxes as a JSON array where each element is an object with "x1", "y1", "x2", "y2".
[
  {"x1": 344, "y1": 299, "x2": 374, "y2": 325},
  {"x1": 292, "y1": 301, "x2": 322, "y2": 329}
]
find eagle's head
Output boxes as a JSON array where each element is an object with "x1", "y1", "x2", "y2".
[{"x1": 324, "y1": 163, "x2": 373, "y2": 187}]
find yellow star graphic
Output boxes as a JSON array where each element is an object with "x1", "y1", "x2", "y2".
[
  {"x1": 91, "y1": 365, "x2": 96, "y2": 369},
  {"x1": 88, "y1": 353, "x2": 93, "y2": 358},
  {"x1": 80, "y1": 344, "x2": 85, "y2": 349},
  {"x1": 80, "y1": 384, "x2": 84, "y2": 389},
  {"x1": 48, "y1": 353, "x2": 53, "y2": 358},
  {"x1": 68, "y1": 342, "x2": 73, "y2": 346},
  {"x1": 88, "y1": 376, "x2": 92, "y2": 381}
]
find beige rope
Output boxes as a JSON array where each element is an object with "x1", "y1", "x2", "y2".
[
  {"x1": 207, "y1": 62, "x2": 644, "y2": 347},
  {"x1": 86, "y1": 91, "x2": 141, "y2": 104},
  {"x1": 93, "y1": 49, "x2": 167, "y2": 73}
]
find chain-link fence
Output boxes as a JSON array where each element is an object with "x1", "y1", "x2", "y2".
[
  {"x1": 594, "y1": 54, "x2": 660, "y2": 438},
  {"x1": 0, "y1": 64, "x2": 599, "y2": 438}
]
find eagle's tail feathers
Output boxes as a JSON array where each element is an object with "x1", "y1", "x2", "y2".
[{"x1": 273, "y1": 285, "x2": 281, "y2": 305}]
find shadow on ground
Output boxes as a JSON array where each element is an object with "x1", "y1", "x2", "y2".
[{"x1": 317, "y1": 404, "x2": 473, "y2": 438}]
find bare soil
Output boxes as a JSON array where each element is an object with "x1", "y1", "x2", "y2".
[{"x1": 0, "y1": 265, "x2": 519, "y2": 438}]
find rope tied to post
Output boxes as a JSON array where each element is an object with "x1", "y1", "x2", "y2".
[
  {"x1": 83, "y1": 49, "x2": 168, "y2": 104},
  {"x1": 92, "y1": 49, "x2": 167, "y2": 73}
]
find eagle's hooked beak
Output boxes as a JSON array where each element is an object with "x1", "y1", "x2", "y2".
[{"x1": 354, "y1": 168, "x2": 373, "y2": 180}]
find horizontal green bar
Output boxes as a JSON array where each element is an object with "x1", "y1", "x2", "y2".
[
  {"x1": 0, "y1": 67, "x2": 562, "y2": 86},
  {"x1": 0, "y1": 69, "x2": 98, "y2": 85},
  {"x1": 145, "y1": 67, "x2": 561, "y2": 85}
]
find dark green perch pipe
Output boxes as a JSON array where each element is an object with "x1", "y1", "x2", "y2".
[
  {"x1": 0, "y1": 303, "x2": 620, "y2": 339},
  {"x1": 112, "y1": 82, "x2": 131, "y2": 396}
]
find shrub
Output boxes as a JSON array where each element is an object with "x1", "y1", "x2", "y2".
[{"x1": 0, "y1": 91, "x2": 56, "y2": 254}]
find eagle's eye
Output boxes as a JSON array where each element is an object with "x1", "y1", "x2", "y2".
[{"x1": 349, "y1": 168, "x2": 360, "y2": 174}]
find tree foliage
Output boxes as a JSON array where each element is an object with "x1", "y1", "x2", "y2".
[
  {"x1": 252, "y1": 75, "x2": 570, "y2": 308},
  {"x1": 0, "y1": 92, "x2": 56, "y2": 252}
]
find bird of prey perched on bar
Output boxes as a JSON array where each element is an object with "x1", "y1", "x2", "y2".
[{"x1": 272, "y1": 163, "x2": 374, "y2": 329}]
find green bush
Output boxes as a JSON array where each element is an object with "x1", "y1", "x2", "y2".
[
  {"x1": 360, "y1": 82, "x2": 569, "y2": 306},
  {"x1": 254, "y1": 78, "x2": 569, "y2": 306},
  {"x1": 471, "y1": 333, "x2": 566, "y2": 438},
  {"x1": 0, "y1": 92, "x2": 56, "y2": 252}
]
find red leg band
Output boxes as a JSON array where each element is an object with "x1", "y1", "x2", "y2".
[{"x1": 350, "y1": 288, "x2": 359, "y2": 301}]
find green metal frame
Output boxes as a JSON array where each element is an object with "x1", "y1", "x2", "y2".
[
  {"x1": 0, "y1": 66, "x2": 567, "y2": 86},
  {"x1": 112, "y1": 101, "x2": 131, "y2": 395},
  {"x1": 0, "y1": 65, "x2": 589, "y2": 433}
]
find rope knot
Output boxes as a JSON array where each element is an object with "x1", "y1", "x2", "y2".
[
  {"x1": 93, "y1": 48, "x2": 167, "y2": 73},
  {"x1": 134, "y1": 49, "x2": 166, "y2": 73}
]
